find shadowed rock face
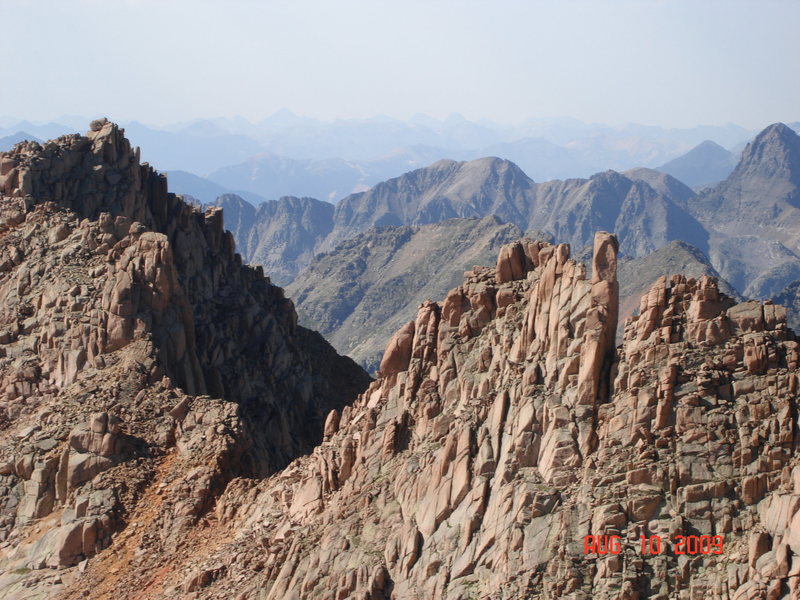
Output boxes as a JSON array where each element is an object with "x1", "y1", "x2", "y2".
[
  {"x1": 0, "y1": 120, "x2": 370, "y2": 595},
  {"x1": 51, "y1": 229, "x2": 799, "y2": 599}
]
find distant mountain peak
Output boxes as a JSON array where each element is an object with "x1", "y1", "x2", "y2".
[
  {"x1": 757, "y1": 121, "x2": 798, "y2": 140},
  {"x1": 743, "y1": 122, "x2": 800, "y2": 157},
  {"x1": 0, "y1": 130, "x2": 44, "y2": 152},
  {"x1": 656, "y1": 139, "x2": 736, "y2": 188},
  {"x1": 734, "y1": 121, "x2": 800, "y2": 182},
  {"x1": 696, "y1": 139, "x2": 726, "y2": 149},
  {"x1": 428, "y1": 158, "x2": 459, "y2": 169}
]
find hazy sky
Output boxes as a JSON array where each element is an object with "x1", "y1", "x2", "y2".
[{"x1": 2, "y1": 0, "x2": 798, "y2": 128}]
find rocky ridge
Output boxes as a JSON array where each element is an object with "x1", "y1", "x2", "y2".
[
  {"x1": 60, "y1": 232, "x2": 800, "y2": 599},
  {"x1": 220, "y1": 158, "x2": 708, "y2": 291},
  {"x1": 221, "y1": 124, "x2": 800, "y2": 310},
  {"x1": 0, "y1": 120, "x2": 369, "y2": 597},
  {"x1": 327, "y1": 159, "x2": 708, "y2": 261},
  {"x1": 289, "y1": 230, "x2": 735, "y2": 373}
]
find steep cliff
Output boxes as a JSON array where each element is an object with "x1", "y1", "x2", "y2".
[
  {"x1": 60, "y1": 231, "x2": 799, "y2": 599},
  {"x1": 0, "y1": 120, "x2": 369, "y2": 597}
]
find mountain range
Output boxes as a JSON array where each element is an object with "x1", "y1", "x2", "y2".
[
  {"x1": 221, "y1": 158, "x2": 708, "y2": 282},
  {"x1": 2, "y1": 120, "x2": 800, "y2": 599},
  {"x1": 0, "y1": 115, "x2": 761, "y2": 204},
  {"x1": 209, "y1": 122, "x2": 800, "y2": 373}
]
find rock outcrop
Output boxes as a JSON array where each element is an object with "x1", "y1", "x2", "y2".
[
  {"x1": 59, "y1": 230, "x2": 799, "y2": 599},
  {"x1": 0, "y1": 120, "x2": 370, "y2": 597},
  {"x1": 617, "y1": 240, "x2": 740, "y2": 339},
  {"x1": 3, "y1": 119, "x2": 800, "y2": 600},
  {"x1": 288, "y1": 229, "x2": 738, "y2": 375}
]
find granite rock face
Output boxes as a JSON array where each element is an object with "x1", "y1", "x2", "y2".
[
  {"x1": 57, "y1": 231, "x2": 800, "y2": 599},
  {"x1": 3, "y1": 120, "x2": 800, "y2": 600},
  {"x1": 0, "y1": 120, "x2": 369, "y2": 597},
  {"x1": 289, "y1": 229, "x2": 736, "y2": 376}
]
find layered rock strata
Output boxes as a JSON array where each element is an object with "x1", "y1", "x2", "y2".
[{"x1": 60, "y1": 231, "x2": 799, "y2": 599}]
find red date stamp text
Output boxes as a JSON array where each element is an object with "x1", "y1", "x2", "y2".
[{"x1": 583, "y1": 535, "x2": 724, "y2": 555}]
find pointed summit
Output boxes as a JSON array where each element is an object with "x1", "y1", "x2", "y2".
[
  {"x1": 734, "y1": 122, "x2": 800, "y2": 184},
  {"x1": 702, "y1": 122, "x2": 800, "y2": 215},
  {"x1": 685, "y1": 123, "x2": 800, "y2": 296}
]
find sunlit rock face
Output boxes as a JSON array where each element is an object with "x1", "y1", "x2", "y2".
[{"x1": 61, "y1": 229, "x2": 794, "y2": 599}]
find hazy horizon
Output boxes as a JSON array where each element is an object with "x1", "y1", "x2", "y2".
[
  {"x1": 1, "y1": 0, "x2": 798, "y2": 130},
  {"x1": 0, "y1": 111, "x2": 780, "y2": 132}
]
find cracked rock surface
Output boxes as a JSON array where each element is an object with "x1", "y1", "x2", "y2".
[
  {"x1": 1, "y1": 121, "x2": 799, "y2": 600},
  {"x1": 65, "y1": 229, "x2": 799, "y2": 599},
  {"x1": 0, "y1": 121, "x2": 369, "y2": 599}
]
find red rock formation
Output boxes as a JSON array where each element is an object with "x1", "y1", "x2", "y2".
[
  {"x1": 2, "y1": 122, "x2": 799, "y2": 600},
  {"x1": 378, "y1": 320, "x2": 415, "y2": 377},
  {"x1": 48, "y1": 228, "x2": 791, "y2": 599},
  {"x1": 0, "y1": 122, "x2": 369, "y2": 596}
]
